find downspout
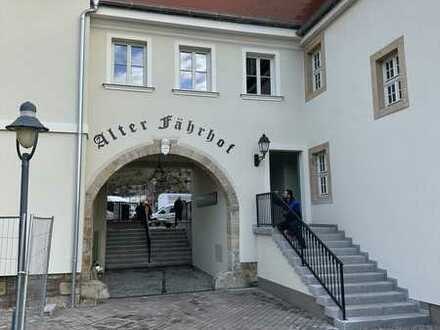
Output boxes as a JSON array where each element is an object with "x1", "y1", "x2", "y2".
[{"x1": 72, "y1": 0, "x2": 99, "y2": 307}]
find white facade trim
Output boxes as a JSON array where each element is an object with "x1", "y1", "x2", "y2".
[
  {"x1": 102, "y1": 83, "x2": 156, "y2": 93},
  {"x1": 240, "y1": 94, "x2": 284, "y2": 102},
  {"x1": 93, "y1": 22, "x2": 301, "y2": 51},
  {"x1": 105, "y1": 32, "x2": 153, "y2": 87},
  {"x1": 172, "y1": 89, "x2": 220, "y2": 98},
  {"x1": 241, "y1": 47, "x2": 282, "y2": 97},
  {"x1": 174, "y1": 40, "x2": 217, "y2": 92},
  {"x1": 0, "y1": 121, "x2": 89, "y2": 135},
  {"x1": 95, "y1": 7, "x2": 299, "y2": 40}
]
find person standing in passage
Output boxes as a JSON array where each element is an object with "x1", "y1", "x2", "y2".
[
  {"x1": 135, "y1": 202, "x2": 146, "y2": 221},
  {"x1": 143, "y1": 200, "x2": 152, "y2": 263},
  {"x1": 174, "y1": 197, "x2": 184, "y2": 228}
]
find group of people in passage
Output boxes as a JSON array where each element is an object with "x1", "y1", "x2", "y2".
[
  {"x1": 134, "y1": 197, "x2": 185, "y2": 227},
  {"x1": 277, "y1": 189, "x2": 306, "y2": 249}
]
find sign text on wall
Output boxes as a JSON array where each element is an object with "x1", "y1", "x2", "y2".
[{"x1": 93, "y1": 115, "x2": 236, "y2": 154}]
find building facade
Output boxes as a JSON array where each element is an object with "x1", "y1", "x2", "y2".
[{"x1": 1, "y1": 0, "x2": 439, "y2": 327}]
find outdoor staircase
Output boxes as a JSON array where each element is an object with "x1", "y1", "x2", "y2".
[
  {"x1": 272, "y1": 224, "x2": 431, "y2": 330},
  {"x1": 105, "y1": 222, "x2": 192, "y2": 269}
]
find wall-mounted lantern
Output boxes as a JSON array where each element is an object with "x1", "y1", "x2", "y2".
[{"x1": 254, "y1": 133, "x2": 270, "y2": 167}]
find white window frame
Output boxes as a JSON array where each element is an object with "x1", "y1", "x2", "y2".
[
  {"x1": 105, "y1": 32, "x2": 152, "y2": 87},
  {"x1": 178, "y1": 47, "x2": 211, "y2": 91},
  {"x1": 174, "y1": 40, "x2": 216, "y2": 92},
  {"x1": 245, "y1": 55, "x2": 275, "y2": 96},
  {"x1": 382, "y1": 53, "x2": 402, "y2": 107},
  {"x1": 316, "y1": 151, "x2": 329, "y2": 197},
  {"x1": 311, "y1": 49, "x2": 323, "y2": 92},
  {"x1": 111, "y1": 41, "x2": 146, "y2": 85},
  {"x1": 241, "y1": 47, "x2": 281, "y2": 97}
]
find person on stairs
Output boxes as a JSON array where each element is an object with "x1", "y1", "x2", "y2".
[
  {"x1": 174, "y1": 197, "x2": 184, "y2": 228},
  {"x1": 277, "y1": 189, "x2": 306, "y2": 249}
]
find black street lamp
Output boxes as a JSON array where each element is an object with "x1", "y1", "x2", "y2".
[
  {"x1": 6, "y1": 102, "x2": 48, "y2": 330},
  {"x1": 254, "y1": 134, "x2": 270, "y2": 167}
]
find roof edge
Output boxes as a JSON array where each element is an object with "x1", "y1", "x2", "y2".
[
  {"x1": 99, "y1": 0, "x2": 301, "y2": 30},
  {"x1": 296, "y1": 0, "x2": 340, "y2": 36}
]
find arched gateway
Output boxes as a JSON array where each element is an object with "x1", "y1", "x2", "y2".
[{"x1": 81, "y1": 141, "x2": 252, "y2": 292}]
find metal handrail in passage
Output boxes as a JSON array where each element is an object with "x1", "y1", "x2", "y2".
[{"x1": 256, "y1": 192, "x2": 346, "y2": 320}]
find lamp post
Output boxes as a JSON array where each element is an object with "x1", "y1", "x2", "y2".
[
  {"x1": 254, "y1": 134, "x2": 271, "y2": 167},
  {"x1": 6, "y1": 102, "x2": 48, "y2": 330}
]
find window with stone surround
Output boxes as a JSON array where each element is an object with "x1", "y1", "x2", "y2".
[
  {"x1": 370, "y1": 36, "x2": 409, "y2": 119},
  {"x1": 304, "y1": 33, "x2": 326, "y2": 101},
  {"x1": 309, "y1": 142, "x2": 332, "y2": 204}
]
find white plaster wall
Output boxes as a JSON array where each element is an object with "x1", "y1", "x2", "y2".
[
  {"x1": 191, "y1": 168, "x2": 228, "y2": 276},
  {"x1": 85, "y1": 17, "x2": 306, "y2": 264},
  {"x1": 301, "y1": 0, "x2": 440, "y2": 305},
  {"x1": 256, "y1": 235, "x2": 310, "y2": 295},
  {"x1": 0, "y1": 0, "x2": 90, "y2": 274}
]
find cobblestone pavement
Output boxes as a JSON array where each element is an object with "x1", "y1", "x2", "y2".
[
  {"x1": 104, "y1": 266, "x2": 214, "y2": 298},
  {"x1": 0, "y1": 289, "x2": 438, "y2": 330}
]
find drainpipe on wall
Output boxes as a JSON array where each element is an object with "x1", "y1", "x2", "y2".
[{"x1": 72, "y1": 0, "x2": 99, "y2": 307}]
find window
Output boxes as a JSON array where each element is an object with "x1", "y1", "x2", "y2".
[
  {"x1": 312, "y1": 49, "x2": 323, "y2": 92},
  {"x1": 304, "y1": 33, "x2": 326, "y2": 101},
  {"x1": 309, "y1": 142, "x2": 332, "y2": 204},
  {"x1": 316, "y1": 151, "x2": 329, "y2": 197},
  {"x1": 179, "y1": 47, "x2": 210, "y2": 91},
  {"x1": 370, "y1": 36, "x2": 409, "y2": 119},
  {"x1": 112, "y1": 41, "x2": 146, "y2": 86},
  {"x1": 246, "y1": 55, "x2": 273, "y2": 95}
]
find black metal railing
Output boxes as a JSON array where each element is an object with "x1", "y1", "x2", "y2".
[{"x1": 256, "y1": 192, "x2": 346, "y2": 320}]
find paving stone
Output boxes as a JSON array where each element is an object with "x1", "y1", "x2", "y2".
[{"x1": 0, "y1": 289, "x2": 438, "y2": 329}]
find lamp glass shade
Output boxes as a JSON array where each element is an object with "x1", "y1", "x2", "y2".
[
  {"x1": 258, "y1": 134, "x2": 270, "y2": 156},
  {"x1": 16, "y1": 127, "x2": 37, "y2": 149}
]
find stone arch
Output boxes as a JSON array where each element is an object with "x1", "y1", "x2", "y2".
[{"x1": 82, "y1": 141, "x2": 246, "y2": 288}]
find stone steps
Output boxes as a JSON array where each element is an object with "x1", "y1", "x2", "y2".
[
  {"x1": 326, "y1": 301, "x2": 420, "y2": 318},
  {"x1": 270, "y1": 224, "x2": 431, "y2": 329},
  {"x1": 334, "y1": 312, "x2": 431, "y2": 329},
  {"x1": 105, "y1": 224, "x2": 192, "y2": 270}
]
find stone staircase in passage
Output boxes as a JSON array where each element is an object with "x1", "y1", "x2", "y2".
[
  {"x1": 105, "y1": 222, "x2": 192, "y2": 270},
  {"x1": 273, "y1": 224, "x2": 430, "y2": 330}
]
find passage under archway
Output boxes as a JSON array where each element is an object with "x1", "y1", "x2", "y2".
[{"x1": 82, "y1": 142, "x2": 248, "y2": 297}]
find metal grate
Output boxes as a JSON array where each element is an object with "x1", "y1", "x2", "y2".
[
  {"x1": 0, "y1": 214, "x2": 54, "y2": 327},
  {"x1": 24, "y1": 215, "x2": 54, "y2": 317},
  {"x1": 0, "y1": 216, "x2": 20, "y2": 276}
]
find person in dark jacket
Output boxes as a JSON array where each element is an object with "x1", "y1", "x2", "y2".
[
  {"x1": 174, "y1": 197, "x2": 184, "y2": 227},
  {"x1": 277, "y1": 189, "x2": 305, "y2": 248},
  {"x1": 135, "y1": 202, "x2": 146, "y2": 221}
]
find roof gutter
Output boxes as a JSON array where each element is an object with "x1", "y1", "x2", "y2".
[
  {"x1": 297, "y1": 0, "x2": 341, "y2": 37},
  {"x1": 99, "y1": 0, "x2": 300, "y2": 30},
  {"x1": 72, "y1": 0, "x2": 100, "y2": 307}
]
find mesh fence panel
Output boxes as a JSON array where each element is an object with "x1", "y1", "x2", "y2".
[
  {"x1": 0, "y1": 216, "x2": 20, "y2": 277},
  {"x1": 25, "y1": 215, "x2": 54, "y2": 318}
]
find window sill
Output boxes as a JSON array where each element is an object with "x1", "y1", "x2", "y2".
[
  {"x1": 102, "y1": 83, "x2": 156, "y2": 93},
  {"x1": 172, "y1": 89, "x2": 220, "y2": 98},
  {"x1": 305, "y1": 86, "x2": 326, "y2": 102},
  {"x1": 374, "y1": 98, "x2": 410, "y2": 120},
  {"x1": 240, "y1": 94, "x2": 284, "y2": 102}
]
